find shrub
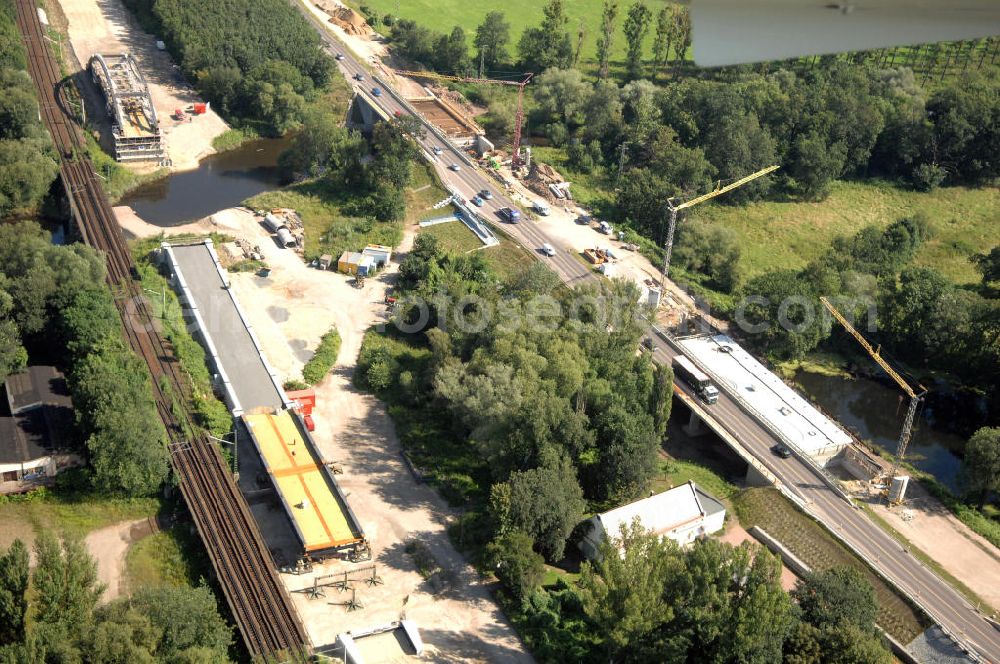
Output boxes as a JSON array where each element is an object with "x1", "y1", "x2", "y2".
[{"x1": 301, "y1": 327, "x2": 341, "y2": 385}]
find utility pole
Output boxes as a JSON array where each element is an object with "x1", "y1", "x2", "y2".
[
  {"x1": 615, "y1": 142, "x2": 628, "y2": 184},
  {"x1": 659, "y1": 165, "x2": 779, "y2": 292}
]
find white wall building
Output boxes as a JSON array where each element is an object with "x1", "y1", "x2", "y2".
[{"x1": 579, "y1": 481, "x2": 726, "y2": 559}]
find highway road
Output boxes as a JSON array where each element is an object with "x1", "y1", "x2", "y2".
[{"x1": 296, "y1": 5, "x2": 1000, "y2": 660}]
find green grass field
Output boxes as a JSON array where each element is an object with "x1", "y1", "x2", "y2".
[
  {"x1": 345, "y1": 0, "x2": 675, "y2": 67},
  {"x1": 692, "y1": 180, "x2": 999, "y2": 286},
  {"x1": 422, "y1": 215, "x2": 537, "y2": 279},
  {"x1": 125, "y1": 525, "x2": 210, "y2": 592}
]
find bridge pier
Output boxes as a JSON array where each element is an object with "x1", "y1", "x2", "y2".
[
  {"x1": 682, "y1": 409, "x2": 707, "y2": 437},
  {"x1": 745, "y1": 463, "x2": 773, "y2": 487}
]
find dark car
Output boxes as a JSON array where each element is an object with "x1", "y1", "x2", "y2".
[
  {"x1": 479, "y1": 189, "x2": 493, "y2": 200},
  {"x1": 641, "y1": 337, "x2": 657, "y2": 352},
  {"x1": 353, "y1": 73, "x2": 365, "y2": 81},
  {"x1": 770, "y1": 444, "x2": 793, "y2": 459}
]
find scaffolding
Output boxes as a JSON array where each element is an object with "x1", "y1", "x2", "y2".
[{"x1": 89, "y1": 53, "x2": 164, "y2": 163}]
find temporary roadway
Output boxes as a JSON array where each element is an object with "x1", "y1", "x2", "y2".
[{"x1": 293, "y1": 3, "x2": 1000, "y2": 660}]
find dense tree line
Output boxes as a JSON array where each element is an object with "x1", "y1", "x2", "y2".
[
  {"x1": 0, "y1": 223, "x2": 169, "y2": 496},
  {"x1": 389, "y1": 19, "x2": 470, "y2": 75},
  {"x1": 739, "y1": 216, "x2": 999, "y2": 399},
  {"x1": 357, "y1": 234, "x2": 672, "y2": 562},
  {"x1": 122, "y1": 0, "x2": 329, "y2": 134},
  {"x1": 0, "y1": 0, "x2": 59, "y2": 217},
  {"x1": 495, "y1": 519, "x2": 891, "y2": 663},
  {"x1": 0, "y1": 535, "x2": 232, "y2": 662}
]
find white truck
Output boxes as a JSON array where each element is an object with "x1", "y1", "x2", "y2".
[{"x1": 533, "y1": 200, "x2": 551, "y2": 216}]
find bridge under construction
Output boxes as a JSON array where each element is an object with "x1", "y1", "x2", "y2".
[{"x1": 89, "y1": 52, "x2": 165, "y2": 163}]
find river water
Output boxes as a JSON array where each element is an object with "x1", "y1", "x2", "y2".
[
  {"x1": 795, "y1": 371, "x2": 970, "y2": 491},
  {"x1": 119, "y1": 135, "x2": 291, "y2": 226}
]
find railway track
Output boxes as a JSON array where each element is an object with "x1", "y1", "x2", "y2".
[{"x1": 13, "y1": 0, "x2": 308, "y2": 657}]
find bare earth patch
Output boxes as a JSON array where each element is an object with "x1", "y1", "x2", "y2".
[{"x1": 56, "y1": 0, "x2": 228, "y2": 170}]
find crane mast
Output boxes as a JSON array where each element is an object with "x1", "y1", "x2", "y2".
[
  {"x1": 820, "y1": 296, "x2": 926, "y2": 501},
  {"x1": 659, "y1": 165, "x2": 779, "y2": 292}
]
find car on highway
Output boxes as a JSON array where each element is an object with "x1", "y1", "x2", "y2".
[
  {"x1": 335, "y1": 53, "x2": 345, "y2": 60},
  {"x1": 471, "y1": 195, "x2": 484, "y2": 206},
  {"x1": 770, "y1": 444, "x2": 793, "y2": 459},
  {"x1": 432, "y1": 146, "x2": 443, "y2": 155},
  {"x1": 479, "y1": 189, "x2": 493, "y2": 200},
  {"x1": 541, "y1": 243, "x2": 556, "y2": 257},
  {"x1": 353, "y1": 73, "x2": 364, "y2": 81},
  {"x1": 449, "y1": 163, "x2": 461, "y2": 171},
  {"x1": 372, "y1": 87, "x2": 382, "y2": 97},
  {"x1": 641, "y1": 337, "x2": 657, "y2": 352}
]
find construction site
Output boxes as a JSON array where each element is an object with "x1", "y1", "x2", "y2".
[{"x1": 89, "y1": 53, "x2": 165, "y2": 163}]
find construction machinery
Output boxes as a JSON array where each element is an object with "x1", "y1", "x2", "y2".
[
  {"x1": 390, "y1": 68, "x2": 533, "y2": 166},
  {"x1": 820, "y1": 296, "x2": 927, "y2": 504},
  {"x1": 659, "y1": 165, "x2": 779, "y2": 292}
]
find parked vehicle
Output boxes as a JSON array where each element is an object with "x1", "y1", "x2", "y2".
[
  {"x1": 499, "y1": 207, "x2": 521, "y2": 223},
  {"x1": 672, "y1": 354, "x2": 720, "y2": 404},
  {"x1": 533, "y1": 200, "x2": 551, "y2": 215},
  {"x1": 598, "y1": 221, "x2": 613, "y2": 234}
]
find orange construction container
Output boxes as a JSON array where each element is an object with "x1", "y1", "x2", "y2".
[{"x1": 193, "y1": 102, "x2": 208, "y2": 115}]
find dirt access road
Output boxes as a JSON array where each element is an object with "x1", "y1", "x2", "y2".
[
  {"x1": 53, "y1": 0, "x2": 227, "y2": 170},
  {"x1": 131, "y1": 206, "x2": 532, "y2": 660}
]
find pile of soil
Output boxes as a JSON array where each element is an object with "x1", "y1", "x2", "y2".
[{"x1": 317, "y1": 1, "x2": 374, "y2": 37}]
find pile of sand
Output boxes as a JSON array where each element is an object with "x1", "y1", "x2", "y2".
[{"x1": 316, "y1": 1, "x2": 374, "y2": 37}]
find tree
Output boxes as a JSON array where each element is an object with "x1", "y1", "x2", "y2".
[
  {"x1": 0, "y1": 87, "x2": 39, "y2": 140},
  {"x1": 790, "y1": 130, "x2": 848, "y2": 201},
  {"x1": 474, "y1": 11, "x2": 511, "y2": 75},
  {"x1": 496, "y1": 451, "x2": 586, "y2": 561},
  {"x1": 0, "y1": 138, "x2": 59, "y2": 217},
  {"x1": 961, "y1": 427, "x2": 1000, "y2": 507},
  {"x1": 0, "y1": 288, "x2": 25, "y2": 384},
  {"x1": 0, "y1": 540, "x2": 28, "y2": 646},
  {"x1": 485, "y1": 530, "x2": 545, "y2": 602},
  {"x1": 577, "y1": 520, "x2": 681, "y2": 660},
  {"x1": 533, "y1": 68, "x2": 591, "y2": 127},
  {"x1": 671, "y1": 4, "x2": 692, "y2": 63},
  {"x1": 650, "y1": 5, "x2": 673, "y2": 79},
  {"x1": 971, "y1": 246, "x2": 1000, "y2": 286},
  {"x1": 434, "y1": 26, "x2": 469, "y2": 74},
  {"x1": 277, "y1": 108, "x2": 365, "y2": 182},
  {"x1": 674, "y1": 223, "x2": 742, "y2": 292},
  {"x1": 792, "y1": 567, "x2": 878, "y2": 633},
  {"x1": 32, "y1": 533, "x2": 104, "y2": 629},
  {"x1": 622, "y1": 1, "x2": 652, "y2": 80},
  {"x1": 517, "y1": 0, "x2": 573, "y2": 71},
  {"x1": 125, "y1": 585, "x2": 233, "y2": 659},
  {"x1": 596, "y1": 0, "x2": 619, "y2": 79},
  {"x1": 740, "y1": 269, "x2": 826, "y2": 359}
]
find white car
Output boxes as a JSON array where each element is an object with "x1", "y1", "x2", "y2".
[
  {"x1": 432, "y1": 146, "x2": 443, "y2": 156},
  {"x1": 449, "y1": 163, "x2": 461, "y2": 172},
  {"x1": 335, "y1": 53, "x2": 345, "y2": 60},
  {"x1": 541, "y1": 243, "x2": 556, "y2": 257}
]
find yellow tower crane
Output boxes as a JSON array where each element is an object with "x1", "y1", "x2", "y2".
[
  {"x1": 820, "y1": 296, "x2": 927, "y2": 503},
  {"x1": 659, "y1": 165, "x2": 779, "y2": 292}
]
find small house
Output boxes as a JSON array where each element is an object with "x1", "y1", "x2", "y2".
[
  {"x1": 579, "y1": 481, "x2": 726, "y2": 559},
  {"x1": 337, "y1": 251, "x2": 376, "y2": 276},
  {"x1": 1, "y1": 367, "x2": 82, "y2": 494},
  {"x1": 361, "y1": 244, "x2": 392, "y2": 267}
]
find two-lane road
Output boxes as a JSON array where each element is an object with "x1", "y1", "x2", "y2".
[{"x1": 296, "y1": 6, "x2": 1000, "y2": 659}]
